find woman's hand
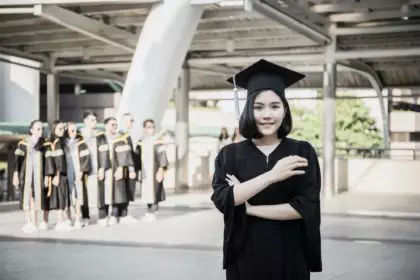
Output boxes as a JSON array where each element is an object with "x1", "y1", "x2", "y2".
[
  {"x1": 266, "y1": 155, "x2": 307, "y2": 183},
  {"x1": 52, "y1": 175, "x2": 59, "y2": 186},
  {"x1": 114, "y1": 167, "x2": 123, "y2": 180},
  {"x1": 77, "y1": 172, "x2": 83, "y2": 182},
  {"x1": 225, "y1": 174, "x2": 240, "y2": 187},
  {"x1": 226, "y1": 174, "x2": 254, "y2": 213},
  {"x1": 129, "y1": 171, "x2": 136, "y2": 179},
  {"x1": 245, "y1": 201, "x2": 254, "y2": 215},
  {"x1": 98, "y1": 168, "x2": 105, "y2": 181},
  {"x1": 156, "y1": 169, "x2": 164, "y2": 183},
  {"x1": 13, "y1": 172, "x2": 19, "y2": 187}
]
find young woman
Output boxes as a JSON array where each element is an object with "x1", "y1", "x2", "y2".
[
  {"x1": 218, "y1": 127, "x2": 231, "y2": 151},
  {"x1": 211, "y1": 59, "x2": 322, "y2": 280},
  {"x1": 49, "y1": 120, "x2": 72, "y2": 231},
  {"x1": 64, "y1": 122, "x2": 91, "y2": 229},
  {"x1": 13, "y1": 120, "x2": 54, "y2": 233}
]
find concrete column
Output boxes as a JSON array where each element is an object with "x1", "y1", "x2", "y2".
[
  {"x1": 322, "y1": 24, "x2": 337, "y2": 201},
  {"x1": 7, "y1": 144, "x2": 15, "y2": 201},
  {"x1": 387, "y1": 88, "x2": 393, "y2": 157},
  {"x1": 175, "y1": 66, "x2": 190, "y2": 192},
  {"x1": 47, "y1": 57, "x2": 59, "y2": 124},
  {"x1": 46, "y1": 73, "x2": 59, "y2": 124},
  {"x1": 117, "y1": 0, "x2": 205, "y2": 143},
  {"x1": 0, "y1": 61, "x2": 40, "y2": 122}
]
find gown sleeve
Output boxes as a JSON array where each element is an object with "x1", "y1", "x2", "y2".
[
  {"x1": 14, "y1": 142, "x2": 26, "y2": 174},
  {"x1": 136, "y1": 141, "x2": 142, "y2": 172},
  {"x1": 44, "y1": 142, "x2": 56, "y2": 176},
  {"x1": 211, "y1": 145, "x2": 246, "y2": 270},
  {"x1": 156, "y1": 143, "x2": 168, "y2": 170},
  {"x1": 78, "y1": 142, "x2": 91, "y2": 173},
  {"x1": 53, "y1": 141, "x2": 67, "y2": 174},
  {"x1": 289, "y1": 141, "x2": 322, "y2": 272},
  {"x1": 97, "y1": 135, "x2": 111, "y2": 170}
]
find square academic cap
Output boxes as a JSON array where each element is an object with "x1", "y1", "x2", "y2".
[
  {"x1": 227, "y1": 59, "x2": 305, "y2": 120},
  {"x1": 227, "y1": 59, "x2": 305, "y2": 95}
]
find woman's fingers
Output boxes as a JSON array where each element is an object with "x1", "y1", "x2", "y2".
[
  {"x1": 225, "y1": 178, "x2": 234, "y2": 186},
  {"x1": 227, "y1": 174, "x2": 240, "y2": 185},
  {"x1": 291, "y1": 170, "x2": 306, "y2": 176}
]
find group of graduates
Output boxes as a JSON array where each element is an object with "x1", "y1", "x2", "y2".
[{"x1": 12, "y1": 112, "x2": 169, "y2": 234}]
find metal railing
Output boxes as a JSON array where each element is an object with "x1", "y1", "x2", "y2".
[{"x1": 315, "y1": 147, "x2": 420, "y2": 160}]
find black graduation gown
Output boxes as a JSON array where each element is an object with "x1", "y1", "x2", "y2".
[
  {"x1": 136, "y1": 137, "x2": 168, "y2": 204},
  {"x1": 66, "y1": 135, "x2": 91, "y2": 207},
  {"x1": 49, "y1": 138, "x2": 69, "y2": 210},
  {"x1": 97, "y1": 133, "x2": 134, "y2": 206},
  {"x1": 97, "y1": 133, "x2": 110, "y2": 208},
  {"x1": 211, "y1": 138, "x2": 322, "y2": 280},
  {"x1": 14, "y1": 138, "x2": 55, "y2": 211},
  {"x1": 124, "y1": 133, "x2": 138, "y2": 201}
]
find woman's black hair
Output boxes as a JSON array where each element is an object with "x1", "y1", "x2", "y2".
[
  {"x1": 218, "y1": 127, "x2": 229, "y2": 141},
  {"x1": 28, "y1": 120, "x2": 44, "y2": 150},
  {"x1": 239, "y1": 89, "x2": 292, "y2": 139},
  {"x1": 231, "y1": 127, "x2": 240, "y2": 142},
  {"x1": 64, "y1": 122, "x2": 81, "y2": 140},
  {"x1": 143, "y1": 119, "x2": 154, "y2": 128},
  {"x1": 83, "y1": 111, "x2": 97, "y2": 120},
  {"x1": 28, "y1": 120, "x2": 42, "y2": 135},
  {"x1": 104, "y1": 117, "x2": 117, "y2": 125},
  {"x1": 49, "y1": 120, "x2": 66, "y2": 148}
]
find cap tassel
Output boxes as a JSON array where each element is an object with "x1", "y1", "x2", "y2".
[{"x1": 233, "y1": 75, "x2": 241, "y2": 120}]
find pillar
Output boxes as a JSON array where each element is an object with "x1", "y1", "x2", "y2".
[
  {"x1": 323, "y1": 24, "x2": 337, "y2": 201},
  {"x1": 47, "y1": 57, "x2": 59, "y2": 124},
  {"x1": 117, "y1": 0, "x2": 205, "y2": 143},
  {"x1": 175, "y1": 66, "x2": 190, "y2": 192},
  {"x1": 0, "y1": 61, "x2": 40, "y2": 122},
  {"x1": 7, "y1": 144, "x2": 15, "y2": 201}
]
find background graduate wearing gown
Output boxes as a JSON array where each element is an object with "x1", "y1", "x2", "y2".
[
  {"x1": 97, "y1": 117, "x2": 136, "y2": 226},
  {"x1": 49, "y1": 120, "x2": 73, "y2": 232},
  {"x1": 64, "y1": 122, "x2": 91, "y2": 229},
  {"x1": 211, "y1": 59, "x2": 322, "y2": 280},
  {"x1": 13, "y1": 120, "x2": 55, "y2": 234},
  {"x1": 137, "y1": 119, "x2": 169, "y2": 222}
]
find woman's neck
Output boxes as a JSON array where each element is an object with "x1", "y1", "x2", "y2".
[
  {"x1": 30, "y1": 135, "x2": 39, "y2": 143},
  {"x1": 253, "y1": 135, "x2": 281, "y2": 146}
]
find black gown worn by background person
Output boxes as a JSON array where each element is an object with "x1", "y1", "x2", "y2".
[
  {"x1": 97, "y1": 133, "x2": 134, "y2": 207},
  {"x1": 49, "y1": 138, "x2": 69, "y2": 210},
  {"x1": 211, "y1": 138, "x2": 322, "y2": 280}
]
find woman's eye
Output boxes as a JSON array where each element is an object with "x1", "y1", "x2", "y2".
[{"x1": 253, "y1": 106, "x2": 263, "y2": 110}]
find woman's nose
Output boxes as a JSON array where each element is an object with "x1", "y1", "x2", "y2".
[{"x1": 261, "y1": 108, "x2": 272, "y2": 118}]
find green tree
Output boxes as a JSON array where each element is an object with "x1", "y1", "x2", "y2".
[{"x1": 290, "y1": 98, "x2": 383, "y2": 155}]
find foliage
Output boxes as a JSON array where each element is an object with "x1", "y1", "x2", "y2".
[{"x1": 290, "y1": 98, "x2": 383, "y2": 153}]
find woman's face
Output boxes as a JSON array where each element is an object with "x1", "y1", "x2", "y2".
[
  {"x1": 55, "y1": 122, "x2": 65, "y2": 137},
  {"x1": 222, "y1": 127, "x2": 228, "y2": 136},
  {"x1": 253, "y1": 90, "x2": 285, "y2": 137},
  {"x1": 30, "y1": 121, "x2": 43, "y2": 138},
  {"x1": 67, "y1": 123, "x2": 77, "y2": 139}
]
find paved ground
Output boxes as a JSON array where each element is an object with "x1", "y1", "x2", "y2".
[
  {"x1": 1, "y1": 191, "x2": 420, "y2": 280},
  {"x1": 1, "y1": 214, "x2": 420, "y2": 280}
]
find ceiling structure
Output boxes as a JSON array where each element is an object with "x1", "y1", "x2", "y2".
[{"x1": 0, "y1": 0, "x2": 419, "y2": 92}]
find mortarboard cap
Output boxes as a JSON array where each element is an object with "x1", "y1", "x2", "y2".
[{"x1": 227, "y1": 59, "x2": 305, "y2": 96}]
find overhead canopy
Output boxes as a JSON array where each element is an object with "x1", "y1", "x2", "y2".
[{"x1": 0, "y1": 0, "x2": 418, "y2": 91}]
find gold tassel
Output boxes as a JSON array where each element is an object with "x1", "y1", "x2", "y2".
[{"x1": 233, "y1": 75, "x2": 241, "y2": 120}]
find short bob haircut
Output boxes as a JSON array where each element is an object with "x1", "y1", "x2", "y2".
[{"x1": 239, "y1": 89, "x2": 292, "y2": 139}]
